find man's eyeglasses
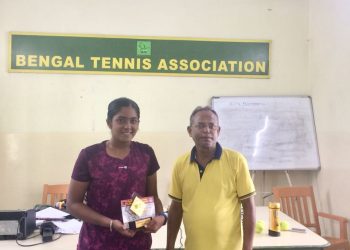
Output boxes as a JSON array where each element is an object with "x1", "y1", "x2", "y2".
[
  {"x1": 115, "y1": 117, "x2": 140, "y2": 125},
  {"x1": 192, "y1": 123, "x2": 219, "y2": 130}
]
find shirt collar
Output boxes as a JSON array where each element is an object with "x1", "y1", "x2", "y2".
[{"x1": 190, "y1": 142, "x2": 222, "y2": 162}]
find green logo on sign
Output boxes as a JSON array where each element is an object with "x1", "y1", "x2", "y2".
[{"x1": 137, "y1": 41, "x2": 151, "y2": 56}]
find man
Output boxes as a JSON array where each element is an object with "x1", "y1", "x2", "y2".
[{"x1": 166, "y1": 106, "x2": 256, "y2": 250}]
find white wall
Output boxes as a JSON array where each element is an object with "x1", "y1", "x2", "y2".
[
  {"x1": 0, "y1": 0, "x2": 348, "y2": 238},
  {"x1": 0, "y1": 0, "x2": 310, "y2": 133},
  {"x1": 309, "y1": 0, "x2": 350, "y2": 236}
]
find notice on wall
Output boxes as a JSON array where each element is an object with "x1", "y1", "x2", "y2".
[{"x1": 9, "y1": 32, "x2": 270, "y2": 78}]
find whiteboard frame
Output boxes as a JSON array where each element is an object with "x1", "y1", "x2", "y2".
[{"x1": 211, "y1": 96, "x2": 321, "y2": 171}]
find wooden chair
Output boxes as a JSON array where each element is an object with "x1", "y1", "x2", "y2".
[
  {"x1": 42, "y1": 184, "x2": 69, "y2": 206},
  {"x1": 272, "y1": 186, "x2": 349, "y2": 250}
]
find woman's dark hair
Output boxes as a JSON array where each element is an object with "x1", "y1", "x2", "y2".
[{"x1": 107, "y1": 97, "x2": 140, "y2": 122}]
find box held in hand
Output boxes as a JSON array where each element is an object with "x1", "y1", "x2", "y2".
[{"x1": 121, "y1": 196, "x2": 155, "y2": 230}]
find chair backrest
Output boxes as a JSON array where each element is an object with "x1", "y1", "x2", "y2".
[
  {"x1": 42, "y1": 184, "x2": 69, "y2": 206},
  {"x1": 272, "y1": 186, "x2": 321, "y2": 235}
]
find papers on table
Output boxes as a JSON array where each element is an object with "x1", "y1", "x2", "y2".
[
  {"x1": 36, "y1": 207, "x2": 82, "y2": 234},
  {"x1": 53, "y1": 219, "x2": 82, "y2": 234},
  {"x1": 36, "y1": 207, "x2": 68, "y2": 220}
]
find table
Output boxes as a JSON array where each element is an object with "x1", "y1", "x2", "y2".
[
  {"x1": 0, "y1": 206, "x2": 329, "y2": 249},
  {"x1": 253, "y1": 206, "x2": 329, "y2": 249}
]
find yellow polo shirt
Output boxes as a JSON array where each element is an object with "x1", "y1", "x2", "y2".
[{"x1": 169, "y1": 146, "x2": 255, "y2": 250}]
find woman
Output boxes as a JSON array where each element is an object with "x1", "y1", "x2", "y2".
[{"x1": 67, "y1": 97, "x2": 166, "y2": 250}]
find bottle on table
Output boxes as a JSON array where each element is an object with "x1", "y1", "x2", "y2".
[{"x1": 268, "y1": 202, "x2": 281, "y2": 237}]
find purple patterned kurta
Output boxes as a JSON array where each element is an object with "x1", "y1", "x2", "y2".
[{"x1": 71, "y1": 141, "x2": 160, "y2": 250}]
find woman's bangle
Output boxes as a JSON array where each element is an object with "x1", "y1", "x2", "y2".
[
  {"x1": 159, "y1": 211, "x2": 168, "y2": 226},
  {"x1": 109, "y1": 220, "x2": 113, "y2": 232}
]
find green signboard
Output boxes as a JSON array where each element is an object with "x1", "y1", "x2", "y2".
[{"x1": 9, "y1": 32, "x2": 270, "y2": 78}]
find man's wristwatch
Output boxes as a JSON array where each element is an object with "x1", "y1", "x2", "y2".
[{"x1": 159, "y1": 211, "x2": 168, "y2": 225}]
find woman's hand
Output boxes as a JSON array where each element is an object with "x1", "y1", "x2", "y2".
[
  {"x1": 143, "y1": 215, "x2": 165, "y2": 233},
  {"x1": 112, "y1": 220, "x2": 136, "y2": 237}
]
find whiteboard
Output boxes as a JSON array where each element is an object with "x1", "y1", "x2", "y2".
[{"x1": 212, "y1": 96, "x2": 320, "y2": 171}]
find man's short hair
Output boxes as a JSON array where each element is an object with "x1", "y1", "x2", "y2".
[{"x1": 189, "y1": 106, "x2": 219, "y2": 125}]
